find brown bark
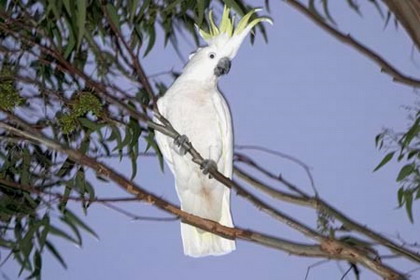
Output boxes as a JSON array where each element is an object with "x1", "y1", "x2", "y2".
[{"x1": 382, "y1": 0, "x2": 420, "y2": 51}]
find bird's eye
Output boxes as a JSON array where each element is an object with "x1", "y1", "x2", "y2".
[{"x1": 209, "y1": 52, "x2": 216, "y2": 59}]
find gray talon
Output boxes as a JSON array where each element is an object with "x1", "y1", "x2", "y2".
[
  {"x1": 200, "y1": 159, "x2": 217, "y2": 178},
  {"x1": 174, "y1": 135, "x2": 190, "y2": 155}
]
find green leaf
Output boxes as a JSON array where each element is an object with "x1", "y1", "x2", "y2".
[
  {"x1": 375, "y1": 133, "x2": 384, "y2": 149},
  {"x1": 20, "y1": 226, "x2": 36, "y2": 273},
  {"x1": 76, "y1": 0, "x2": 86, "y2": 49},
  {"x1": 321, "y1": 0, "x2": 336, "y2": 24},
  {"x1": 222, "y1": 0, "x2": 245, "y2": 15},
  {"x1": 48, "y1": 225, "x2": 79, "y2": 244},
  {"x1": 16, "y1": 250, "x2": 32, "y2": 275},
  {"x1": 129, "y1": 149, "x2": 138, "y2": 180},
  {"x1": 196, "y1": 0, "x2": 205, "y2": 26},
  {"x1": 397, "y1": 187, "x2": 405, "y2": 207},
  {"x1": 59, "y1": 181, "x2": 73, "y2": 211},
  {"x1": 145, "y1": 131, "x2": 164, "y2": 171},
  {"x1": 106, "y1": 4, "x2": 120, "y2": 30},
  {"x1": 405, "y1": 190, "x2": 414, "y2": 223},
  {"x1": 369, "y1": 0, "x2": 384, "y2": 18},
  {"x1": 397, "y1": 164, "x2": 415, "y2": 182},
  {"x1": 346, "y1": 0, "x2": 361, "y2": 15},
  {"x1": 115, "y1": 127, "x2": 132, "y2": 153},
  {"x1": 108, "y1": 125, "x2": 123, "y2": 157},
  {"x1": 75, "y1": 169, "x2": 87, "y2": 194},
  {"x1": 407, "y1": 150, "x2": 419, "y2": 160},
  {"x1": 45, "y1": 241, "x2": 67, "y2": 269},
  {"x1": 384, "y1": 11, "x2": 392, "y2": 28},
  {"x1": 129, "y1": 0, "x2": 141, "y2": 21},
  {"x1": 64, "y1": 210, "x2": 98, "y2": 239},
  {"x1": 34, "y1": 249, "x2": 42, "y2": 274},
  {"x1": 143, "y1": 25, "x2": 156, "y2": 57},
  {"x1": 27, "y1": 250, "x2": 42, "y2": 279},
  {"x1": 60, "y1": 215, "x2": 82, "y2": 246},
  {"x1": 63, "y1": 27, "x2": 76, "y2": 59},
  {"x1": 63, "y1": 0, "x2": 71, "y2": 15},
  {"x1": 38, "y1": 215, "x2": 50, "y2": 250},
  {"x1": 128, "y1": 118, "x2": 142, "y2": 147},
  {"x1": 84, "y1": 181, "x2": 95, "y2": 206},
  {"x1": 80, "y1": 138, "x2": 91, "y2": 154},
  {"x1": 79, "y1": 118, "x2": 105, "y2": 132},
  {"x1": 163, "y1": 0, "x2": 183, "y2": 13},
  {"x1": 21, "y1": 147, "x2": 31, "y2": 185},
  {"x1": 137, "y1": 0, "x2": 151, "y2": 19},
  {"x1": 402, "y1": 118, "x2": 420, "y2": 147},
  {"x1": 397, "y1": 153, "x2": 405, "y2": 161},
  {"x1": 373, "y1": 152, "x2": 394, "y2": 172},
  {"x1": 127, "y1": 117, "x2": 141, "y2": 180},
  {"x1": 0, "y1": 0, "x2": 7, "y2": 11},
  {"x1": 56, "y1": 158, "x2": 75, "y2": 177}
]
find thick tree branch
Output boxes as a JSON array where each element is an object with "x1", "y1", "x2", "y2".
[
  {"x1": 0, "y1": 120, "x2": 330, "y2": 258},
  {"x1": 283, "y1": 0, "x2": 420, "y2": 88},
  {"x1": 0, "y1": 117, "x2": 407, "y2": 280},
  {"x1": 234, "y1": 166, "x2": 420, "y2": 264}
]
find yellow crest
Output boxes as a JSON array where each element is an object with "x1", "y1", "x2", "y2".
[{"x1": 198, "y1": 6, "x2": 273, "y2": 42}]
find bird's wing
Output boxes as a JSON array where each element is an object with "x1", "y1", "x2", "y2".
[
  {"x1": 213, "y1": 91, "x2": 233, "y2": 178},
  {"x1": 154, "y1": 99, "x2": 176, "y2": 174}
]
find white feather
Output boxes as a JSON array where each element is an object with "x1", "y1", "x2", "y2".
[
  {"x1": 155, "y1": 77, "x2": 235, "y2": 257},
  {"x1": 154, "y1": 26, "x2": 247, "y2": 256}
]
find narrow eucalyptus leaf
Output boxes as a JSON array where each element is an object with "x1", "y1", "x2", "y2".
[
  {"x1": 48, "y1": 225, "x2": 79, "y2": 245},
  {"x1": 45, "y1": 241, "x2": 67, "y2": 269},
  {"x1": 106, "y1": 4, "x2": 120, "y2": 30},
  {"x1": 76, "y1": 0, "x2": 86, "y2": 49},
  {"x1": 65, "y1": 210, "x2": 98, "y2": 239},
  {"x1": 373, "y1": 152, "x2": 394, "y2": 172},
  {"x1": 405, "y1": 191, "x2": 414, "y2": 223},
  {"x1": 397, "y1": 164, "x2": 415, "y2": 182}
]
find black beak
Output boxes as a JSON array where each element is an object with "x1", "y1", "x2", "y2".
[{"x1": 214, "y1": 57, "x2": 231, "y2": 77}]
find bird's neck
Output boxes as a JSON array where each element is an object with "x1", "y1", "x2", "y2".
[{"x1": 176, "y1": 74, "x2": 218, "y2": 91}]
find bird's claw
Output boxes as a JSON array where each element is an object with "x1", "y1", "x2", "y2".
[
  {"x1": 200, "y1": 159, "x2": 217, "y2": 178},
  {"x1": 174, "y1": 134, "x2": 191, "y2": 155}
]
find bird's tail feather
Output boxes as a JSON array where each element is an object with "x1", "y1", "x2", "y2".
[
  {"x1": 180, "y1": 189, "x2": 235, "y2": 257},
  {"x1": 181, "y1": 223, "x2": 235, "y2": 257}
]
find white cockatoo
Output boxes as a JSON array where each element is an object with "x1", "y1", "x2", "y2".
[{"x1": 155, "y1": 6, "x2": 272, "y2": 257}]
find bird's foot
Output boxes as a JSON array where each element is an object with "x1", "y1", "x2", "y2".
[
  {"x1": 173, "y1": 134, "x2": 191, "y2": 155},
  {"x1": 200, "y1": 159, "x2": 217, "y2": 179}
]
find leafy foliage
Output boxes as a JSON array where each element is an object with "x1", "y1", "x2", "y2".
[
  {"x1": 375, "y1": 111, "x2": 420, "y2": 223},
  {"x1": 0, "y1": 0, "x2": 410, "y2": 278},
  {"x1": 0, "y1": 0, "x2": 269, "y2": 277},
  {"x1": 0, "y1": 64, "x2": 24, "y2": 111}
]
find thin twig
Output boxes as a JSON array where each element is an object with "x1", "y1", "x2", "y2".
[
  {"x1": 284, "y1": 0, "x2": 420, "y2": 88},
  {"x1": 235, "y1": 144, "x2": 317, "y2": 195},
  {"x1": 235, "y1": 153, "x2": 310, "y2": 197},
  {"x1": 340, "y1": 265, "x2": 353, "y2": 280},
  {"x1": 305, "y1": 259, "x2": 330, "y2": 280},
  {"x1": 0, "y1": 178, "x2": 179, "y2": 222},
  {"x1": 101, "y1": 202, "x2": 178, "y2": 222}
]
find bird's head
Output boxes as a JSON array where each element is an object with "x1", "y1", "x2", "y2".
[{"x1": 182, "y1": 6, "x2": 272, "y2": 83}]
